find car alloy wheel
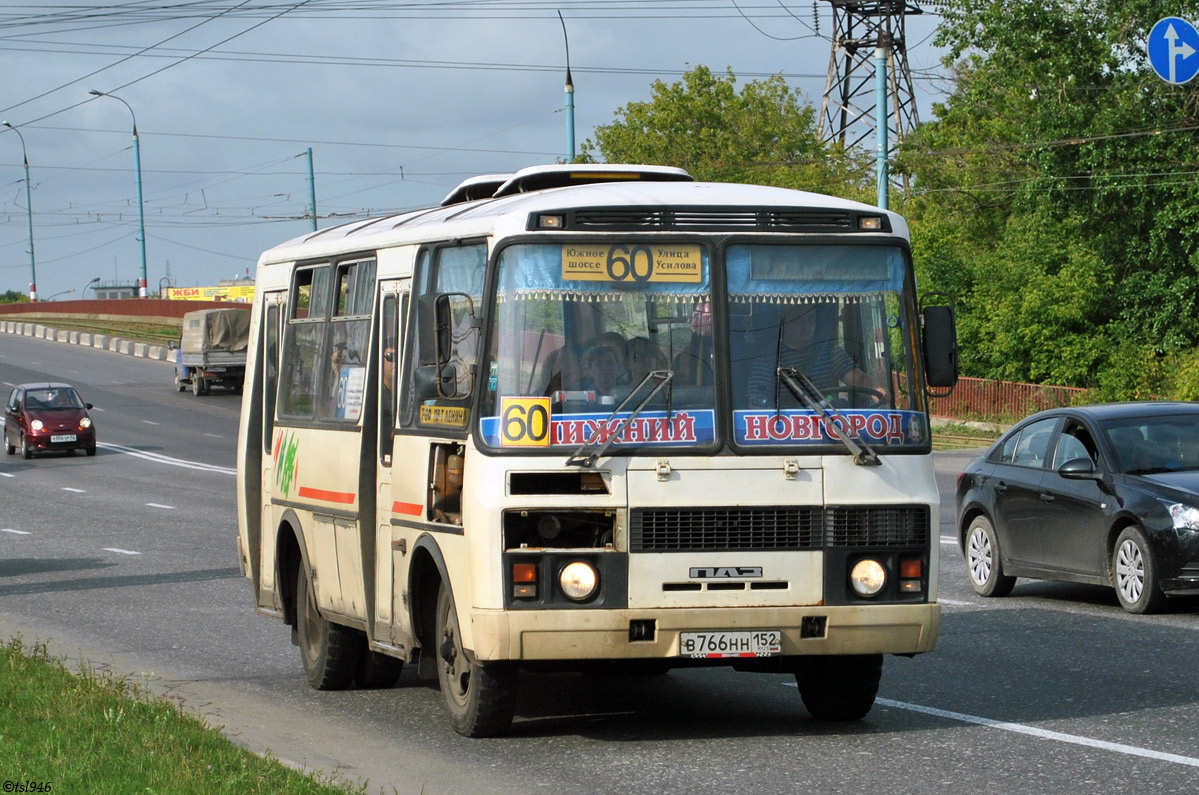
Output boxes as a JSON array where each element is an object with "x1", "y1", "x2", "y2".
[
  {"x1": 1115, "y1": 538, "x2": 1145, "y2": 604},
  {"x1": 967, "y1": 526, "x2": 994, "y2": 587},
  {"x1": 1112, "y1": 527, "x2": 1165, "y2": 614}
]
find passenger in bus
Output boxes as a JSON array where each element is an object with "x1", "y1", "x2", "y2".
[
  {"x1": 744, "y1": 304, "x2": 886, "y2": 408},
  {"x1": 543, "y1": 343, "x2": 585, "y2": 393},
  {"x1": 380, "y1": 341, "x2": 397, "y2": 432},
  {"x1": 626, "y1": 336, "x2": 668, "y2": 382},
  {"x1": 580, "y1": 343, "x2": 627, "y2": 396},
  {"x1": 325, "y1": 341, "x2": 348, "y2": 416}
]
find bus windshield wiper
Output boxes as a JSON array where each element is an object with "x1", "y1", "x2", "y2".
[
  {"x1": 565, "y1": 370, "x2": 674, "y2": 468},
  {"x1": 777, "y1": 366, "x2": 880, "y2": 466}
]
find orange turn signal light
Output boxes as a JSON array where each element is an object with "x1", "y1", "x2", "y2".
[
  {"x1": 513, "y1": 562, "x2": 538, "y2": 583},
  {"x1": 899, "y1": 559, "x2": 922, "y2": 579}
]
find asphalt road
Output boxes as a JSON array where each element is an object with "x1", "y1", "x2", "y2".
[{"x1": 2, "y1": 332, "x2": 1197, "y2": 795}]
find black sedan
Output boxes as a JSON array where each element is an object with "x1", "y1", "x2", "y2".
[{"x1": 956, "y1": 401, "x2": 1199, "y2": 613}]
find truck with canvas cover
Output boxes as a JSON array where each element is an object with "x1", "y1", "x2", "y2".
[{"x1": 174, "y1": 307, "x2": 250, "y2": 396}]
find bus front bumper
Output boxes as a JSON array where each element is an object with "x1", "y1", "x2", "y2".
[{"x1": 467, "y1": 602, "x2": 940, "y2": 662}]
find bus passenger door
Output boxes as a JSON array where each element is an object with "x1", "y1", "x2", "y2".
[
  {"x1": 374, "y1": 285, "x2": 408, "y2": 644},
  {"x1": 257, "y1": 292, "x2": 285, "y2": 609}
]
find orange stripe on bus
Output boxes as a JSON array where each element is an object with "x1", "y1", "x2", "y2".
[
  {"x1": 393, "y1": 501, "x2": 424, "y2": 516},
  {"x1": 296, "y1": 486, "x2": 356, "y2": 504}
]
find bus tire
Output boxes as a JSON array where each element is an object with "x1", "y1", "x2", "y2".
[
  {"x1": 795, "y1": 654, "x2": 882, "y2": 721},
  {"x1": 355, "y1": 643, "x2": 404, "y2": 689},
  {"x1": 435, "y1": 583, "x2": 516, "y2": 737},
  {"x1": 295, "y1": 565, "x2": 361, "y2": 690}
]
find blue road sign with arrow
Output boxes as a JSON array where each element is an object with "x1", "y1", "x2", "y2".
[{"x1": 1149, "y1": 17, "x2": 1199, "y2": 85}]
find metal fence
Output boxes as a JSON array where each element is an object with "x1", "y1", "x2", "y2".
[{"x1": 929, "y1": 376, "x2": 1088, "y2": 422}]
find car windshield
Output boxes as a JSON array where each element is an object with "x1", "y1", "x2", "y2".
[
  {"x1": 1103, "y1": 413, "x2": 1199, "y2": 474},
  {"x1": 26, "y1": 388, "x2": 83, "y2": 410}
]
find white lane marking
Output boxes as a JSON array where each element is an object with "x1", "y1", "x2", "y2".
[
  {"x1": 203, "y1": 433, "x2": 223, "y2": 438},
  {"x1": 97, "y1": 442, "x2": 235, "y2": 475},
  {"x1": 62, "y1": 487, "x2": 85, "y2": 493},
  {"x1": 2, "y1": 528, "x2": 32, "y2": 535},
  {"x1": 940, "y1": 536, "x2": 957, "y2": 545},
  {"x1": 938, "y1": 598, "x2": 973, "y2": 606},
  {"x1": 103, "y1": 547, "x2": 141, "y2": 556},
  {"x1": 142, "y1": 420, "x2": 160, "y2": 426},
  {"x1": 0, "y1": 472, "x2": 14, "y2": 478},
  {"x1": 876, "y1": 698, "x2": 1199, "y2": 769},
  {"x1": 145, "y1": 503, "x2": 175, "y2": 510}
]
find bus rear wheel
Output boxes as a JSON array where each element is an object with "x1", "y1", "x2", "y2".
[
  {"x1": 295, "y1": 565, "x2": 361, "y2": 690},
  {"x1": 435, "y1": 583, "x2": 516, "y2": 737},
  {"x1": 795, "y1": 654, "x2": 883, "y2": 721}
]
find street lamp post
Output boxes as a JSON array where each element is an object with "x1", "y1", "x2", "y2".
[
  {"x1": 83, "y1": 277, "x2": 101, "y2": 298},
  {"x1": 3, "y1": 121, "x2": 37, "y2": 302},
  {"x1": 89, "y1": 90, "x2": 148, "y2": 299}
]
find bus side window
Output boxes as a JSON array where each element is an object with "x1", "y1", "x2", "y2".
[
  {"x1": 279, "y1": 264, "x2": 331, "y2": 418},
  {"x1": 319, "y1": 259, "x2": 375, "y2": 423}
]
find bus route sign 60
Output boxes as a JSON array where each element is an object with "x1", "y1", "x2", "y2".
[{"x1": 499, "y1": 397, "x2": 552, "y2": 446}]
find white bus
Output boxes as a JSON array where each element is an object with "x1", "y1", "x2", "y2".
[{"x1": 235, "y1": 164, "x2": 959, "y2": 737}]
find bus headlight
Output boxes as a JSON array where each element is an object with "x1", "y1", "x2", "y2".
[
  {"x1": 850, "y1": 559, "x2": 887, "y2": 597},
  {"x1": 559, "y1": 561, "x2": 599, "y2": 601}
]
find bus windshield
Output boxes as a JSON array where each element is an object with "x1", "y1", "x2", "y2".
[
  {"x1": 727, "y1": 243, "x2": 924, "y2": 450},
  {"x1": 479, "y1": 240, "x2": 925, "y2": 453}
]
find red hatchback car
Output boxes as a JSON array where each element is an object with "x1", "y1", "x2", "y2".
[{"x1": 4, "y1": 383, "x2": 97, "y2": 459}]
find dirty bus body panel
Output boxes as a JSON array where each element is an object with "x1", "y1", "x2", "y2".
[{"x1": 235, "y1": 164, "x2": 957, "y2": 737}]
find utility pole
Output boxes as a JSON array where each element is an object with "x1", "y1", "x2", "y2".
[
  {"x1": 89, "y1": 90, "x2": 149, "y2": 298},
  {"x1": 2, "y1": 121, "x2": 36, "y2": 301},
  {"x1": 306, "y1": 147, "x2": 317, "y2": 231},
  {"x1": 558, "y1": 12, "x2": 576, "y2": 162}
]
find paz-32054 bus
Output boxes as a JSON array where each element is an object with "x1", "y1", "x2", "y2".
[{"x1": 235, "y1": 164, "x2": 958, "y2": 737}]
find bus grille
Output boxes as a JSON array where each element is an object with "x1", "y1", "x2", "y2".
[
  {"x1": 630, "y1": 506, "x2": 928, "y2": 552},
  {"x1": 825, "y1": 506, "x2": 930, "y2": 547}
]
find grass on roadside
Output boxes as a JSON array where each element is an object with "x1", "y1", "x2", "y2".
[
  {"x1": 931, "y1": 420, "x2": 1003, "y2": 450},
  {"x1": 0, "y1": 636, "x2": 362, "y2": 795}
]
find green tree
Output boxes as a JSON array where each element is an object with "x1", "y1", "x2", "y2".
[
  {"x1": 0, "y1": 290, "x2": 29, "y2": 304},
  {"x1": 897, "y1": 0, "x2": 1199, "y2": 396},
  {"x1": 580, "y1": 65, "x2": 872, "y2": 199}
]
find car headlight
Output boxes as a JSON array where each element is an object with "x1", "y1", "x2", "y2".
[
  {"x1": 79, "y1": 417, "x2": 92, "y2": 429},
  {"x1": 1166, "y1": 501, "x2": 1199, "y2": 531},
  {"x1": 30, "y1": 419, "x2": 43, "y2": 431},
  {"x1": 559, "y1": 561, "x2": 599, "y2": 601},
  {"x1": 850, "y1": 558, "x2": 887, "y2": 597}
]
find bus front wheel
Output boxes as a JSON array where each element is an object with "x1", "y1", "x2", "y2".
[
  {"x1": 795, "y1": 653, "x2": 882, "y2": 721},
  {"x1": 435, "y1": 583, "x2": 517, "y2": 737},
  {"x1": 295, "y1": 565, "x2": 361, "y2": 690}
]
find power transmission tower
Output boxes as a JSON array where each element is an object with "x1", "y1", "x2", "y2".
[{"x1": 818, "y1": 1, "x2": 925, "y2": 152}]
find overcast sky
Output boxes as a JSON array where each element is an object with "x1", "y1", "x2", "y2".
[{"x1": 0, "y1": 1, "x2": 949, "y2": 298}]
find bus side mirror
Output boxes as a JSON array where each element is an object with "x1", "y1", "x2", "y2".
[
  {"x1": 417, "y1": 293, "x2": 454, "y2": 367},
  {"x1": 922, "y1": 304, "x2": 959, "y2": 391},
  {"x1": 414, "y1": 363, "x2": 459, "y2": 401}
]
